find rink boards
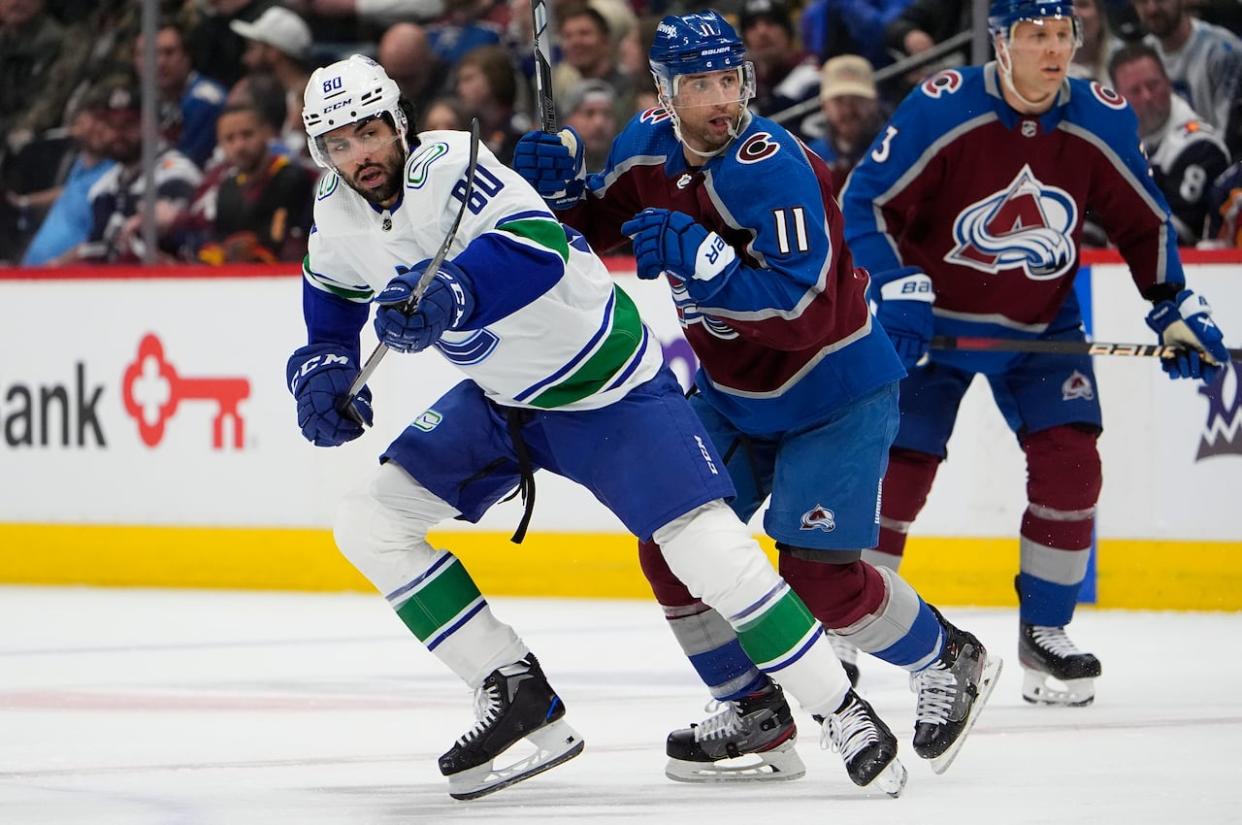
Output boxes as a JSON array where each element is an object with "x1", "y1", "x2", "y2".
[{"x1": 1, "y1": 253, "x2": 1239, "y2": 610}]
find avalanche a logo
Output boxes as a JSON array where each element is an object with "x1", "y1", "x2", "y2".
[
  {"x1": 945, "y1": 164, "x2": 1078, "y2": 281},
  {"x1": 800, "y1": 504, "x2": 836, "y2": 532},
  {"x1": 1197, "y1": 361, "x2": 1242, "y2": 460}
]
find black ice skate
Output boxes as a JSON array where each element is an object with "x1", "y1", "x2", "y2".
[
  {"x1": 815, "y1": 689, "x2": 907, "y2": 797},
  {"x1": 1019, "y1": 622, "x2": 1102, "y2": 707},
  {"x1": 827, "y1": 631, "x2": 861, "y2": 688},
  {"x1": 911, "y1": 612, "x2": 1002, "y2": 774},
  {"x1": 665, "y1": 681, "x2": 804, "y2": 782},
  {"x1": 438, "y1": 654, "x2": 584, "y2": 800}
]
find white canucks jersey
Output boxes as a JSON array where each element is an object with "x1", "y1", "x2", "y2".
[{"x1": 303, "y1": 129, "x2": 661, "y2": 410}]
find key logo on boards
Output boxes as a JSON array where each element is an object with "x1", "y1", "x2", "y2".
[
  {"x1": 122, "y1": 334, "x2": 250, "y2": 448},
  {"x1": 945, "y1": 164, "x2": 1078, "y2": 281},
  {"x1": 1198, "y1": 362, "x2": 1242, "y2": 461}
]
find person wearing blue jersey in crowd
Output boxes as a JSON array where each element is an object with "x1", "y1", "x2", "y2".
[
  {"x1": 840, "y1": 0, "x2": 1231, "y2": 707},
  {"x1": 287, "y1": 54, "x2": 927, "y2": 802},
  {"x1": 514, "y1": 10, "x2": 1000, "y2": 785}
]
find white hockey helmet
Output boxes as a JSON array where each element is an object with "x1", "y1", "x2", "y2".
[{"x1": 302, "y1": 54, "x2": 410, "y2": 170}]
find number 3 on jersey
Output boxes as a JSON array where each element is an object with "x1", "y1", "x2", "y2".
[{"x1": 871, "y1": 125, "x2": 898, "y2": 163}]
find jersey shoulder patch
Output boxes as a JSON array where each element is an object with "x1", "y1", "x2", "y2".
[
  {"x1": 316, "y1": 171, "x2": 340, "y2": 201},
  {"x1": 613, "y1": 109, "x2": 678, "y2": 160},
  {"x1": 1065, "y1": 77, "x2": 1141, "y2": 146},
  {"x1": 406, "y1": 140, "x2": 450, "y2": 190}
]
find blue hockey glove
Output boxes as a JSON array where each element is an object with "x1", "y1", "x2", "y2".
[
  {"x1": 513, "y1": 127, "x2": 585, "y2": 211},
  {"x1": 1145, "y1": 288, "x2": 1229, "y2": 381},
  {"x1": 286, "y1": 343, "x2": 373, "y2": 447},
  {"x1": 621, "y1": 208, "x2": 738, "y2": 300},
  {"x1": 373, "y1": 259, "x2": 476, "y2": 354},
  {"x1": 871, "y1": 267, "x2": 935, "y2": 369}
]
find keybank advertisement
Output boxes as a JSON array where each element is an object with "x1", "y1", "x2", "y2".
[{"x1": 0, "y1": 266, "x2": 1238, "y2": 540}]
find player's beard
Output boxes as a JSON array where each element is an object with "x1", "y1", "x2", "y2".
[
  {"x1": 343, "y1": 145, "x2": 405, "y2": 205},
  {"x1": 678, "y1": 103, "x2": 744, "y2": 156}
]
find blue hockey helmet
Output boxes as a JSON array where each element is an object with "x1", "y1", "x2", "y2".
[
  {"x1": 648, "y1": 11, "x2": 755, "y2": 106},
  {"x1": 988, "y1": 0, "x2": 1081, "y2": 43}
]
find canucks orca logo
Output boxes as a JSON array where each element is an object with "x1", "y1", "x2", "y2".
[
  {"x1": 1197, "y1": 361, "x2": 1242, "y2": 461},
  {"x1": 945, "y1": 164, "x2": 1078, "y2": 281}
]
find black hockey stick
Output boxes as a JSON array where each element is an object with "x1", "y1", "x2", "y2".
[
  {"x1": 931, "y1": 335, "x2": 1242, "y2": 362},
  {"x1": 339, "y1": 118, "x2": 482, "y2": 426},
  {"x1": 530, "y1": 0, "x2": 557, "y2": 133}
]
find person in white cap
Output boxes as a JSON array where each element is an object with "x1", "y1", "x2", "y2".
[
  {"x1": 231, "y1": 5, "x2": 314, "y2": 157},
  {"x1": 807, "y1": 55, "x2": 888, "y2": 190}
]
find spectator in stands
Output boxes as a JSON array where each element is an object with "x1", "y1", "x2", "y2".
[
  {"x1": 552, "y1": 4, "x2": 632, "y2": 123},
  {"x1": 1109, "y1": 43, "x2": 1230, "y2": 243},
  {"x1": 55, "y1": 75, "x2": 201, "y2": 264},
  {"x1": 135, "y1": 21, "x2": 227, "y2": 170},
  {"x1": 422, "y1": 96, "x2": 466, "y2": 130},
  {"x1": 799, "y1": 0, "x2": 913, "y2": 68},
  {"x1": 1133, "y1": 0, "x2": 1242, "y2": 155},
  {"x1": 807, "y1": 55, "x2": 887, "y2": 192},
  {"x1": 738, "y1": 0, "x2": 820, "y2": 129},
  {"x1": 885, "y1": 0, "x2": 972, "y2": 71},
  {"x1": 18, "y1": 94, "x2": 116, "y2": 266},
  {"x1": 0, "y1": 0, "x2": 65, "y2": 155},
  {"x1": 562, "y1": 78, "x2": 617, "y2": 171},
  {"x1": 8, "y1": 0, "x2": 139, "y2": 155},
  {"x1": 455, "y1": 44, "x2": 526, "y2": 163},
  {"x1": 378, "y1": 22, "x2": 449, "y2": 122},
  {"x1": 227, "y1": 71, "x2": 295, "y2": 158},
  {"x1": 231, "y1": 5, "x2": 314, "y2": 159},
  {"x1": 617, "y1": 15, "x2": 660, "y2": 114},
  {"x1": 425, "y1": 0, "x2": 502, "y2": 66},
  {"x1": 187, "y1": 0, "x2": 277, "y2": 89},
  {"x1": 195, "y1": 103, "x2": 313, "y2": 263},
  {"x1": 1069, "y1": 0, "x2": 1124, "y2": 83}
]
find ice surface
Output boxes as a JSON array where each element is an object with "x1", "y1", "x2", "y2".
[{"x1": 2, "y1": 587, "x2": 1239, "y2": 824}]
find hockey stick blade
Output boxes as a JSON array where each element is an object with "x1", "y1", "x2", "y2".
[
  {"x1": 531, "y1": 0, "x2": 557, "y2": 133},
  {"x1": 932, "y1": 335, "x2": 1242, "y2": 363},
  {"x1": 338, "y1": 119, "x2": 483, "y2": 426}
]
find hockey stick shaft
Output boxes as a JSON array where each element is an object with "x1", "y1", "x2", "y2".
[
  {"x1": 931, "y1": 335, "x2": 1242, "y2": 362},
  {"x1": 530, "y1": 0, "x2": 557, "y2": 133},
  {"x1": 339, "y1": 119, "x2": 482, "y2": 425}
]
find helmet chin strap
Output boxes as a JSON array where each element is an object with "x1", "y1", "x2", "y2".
[
  {"x1": 669, "y1": 103, "x2": 752, "y2": 161},
  {"x1": 995, "y1": 27, "x2": 1077, "y2": 114}
]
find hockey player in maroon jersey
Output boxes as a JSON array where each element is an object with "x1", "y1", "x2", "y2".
[
  {"x1": 841, "y1": 0, "x2": 1232, "y2": 706},
  {"x1": 515, "y1": 10, "x2": 1002, "y2": 786}
]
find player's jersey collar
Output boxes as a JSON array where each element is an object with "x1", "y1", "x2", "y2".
[{"x1": 983, "y1": 61, "x2": 1072, "y2": 135}]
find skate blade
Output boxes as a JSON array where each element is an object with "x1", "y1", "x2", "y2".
[
  {"x1": 1021, "y1": 669, "x2": 1095, "y2": 707},
  {"x1": 665, "y1": 740, "x2": 806, "y2": 783},
  {"x1": 864, "y1": 756, "x2": 908, "y2": 798},
  {"x1": 447, "y1": 719, "x2": 585, "y2": 801},
  {"x1": 929, "y1": 655, "x2": 1003, "y2": 776}
]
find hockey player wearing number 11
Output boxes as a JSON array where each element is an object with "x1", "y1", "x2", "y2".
[
  {"x1": 286, "y1": 54, "x2": 917, "y2": 801},
  {"x1": 840, "y1": 0, "x2": 1233, "y2": 706},
  {"x1": 515, "y1": 10, "x2": 1000, "y2": 788}
]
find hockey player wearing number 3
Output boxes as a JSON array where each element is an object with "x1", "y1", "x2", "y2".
[
  {"x1": 288, "y1": 54, "x2": 916, "y2": 801},
  {"x1": 840, "y1": 0, "x2": 1233, "y2": 706},
  {"x1": 514, "y1": 10, "x2": 1000, "y2": 785}
]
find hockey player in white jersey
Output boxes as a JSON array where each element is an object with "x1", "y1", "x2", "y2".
[{"x1": 287, "y1": 55, "x2": 910, "y2": 801}]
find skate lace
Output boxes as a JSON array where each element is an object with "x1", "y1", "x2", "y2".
[
  {"x1": 913, "y1": 663, "x2": 957, "y2": 727},
  {"x1": 1031, "y1": 626, "x2": 1082, "y2": 657},
  {"x1": 821, "y1": 700, "x2": 878, "y2": 763},
  {"x1": 456, "y1": 682, "x2": 503, "y2": 747},
  {"x1": 693, "y1": 699, "x2": 743, "y2": 742}
]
